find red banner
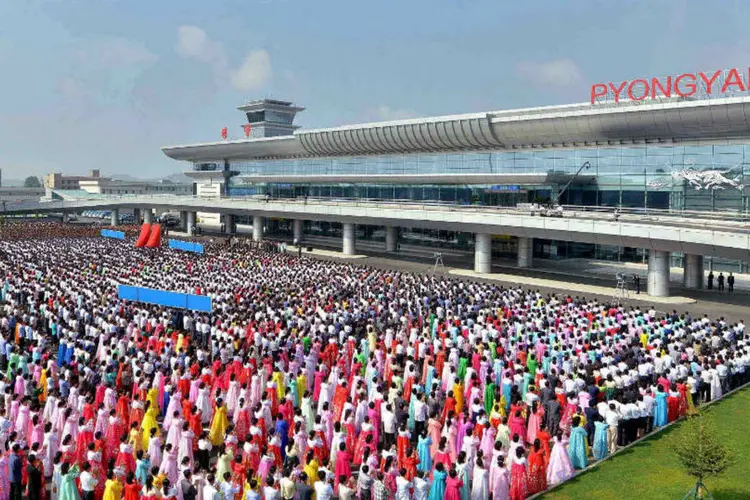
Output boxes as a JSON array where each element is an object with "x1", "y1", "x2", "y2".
[
  {"x1": 221, "y1": 127, "x2": 228, "y2": 140},
  {"x1": 243, "y1": 124, "x2": 252, "y2": 138}
]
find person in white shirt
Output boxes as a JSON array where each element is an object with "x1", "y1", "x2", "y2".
[
  {"x1": 79, "y1": 462, "x2": 98, "y2": 500},
  {"x1": 313, "y1": 471, "x2": 334, "y2": 500},
  {"x1": 263, "y1": 477, "x2": 280, "y2": 500},
  {"x1": 202, "y1": 474, "x2": 221, "y2": 500},
  {"x1": 413, "y1": 470, "x2": 429, "y2": 500},
  {"x1": 395, "y1": 469, "x2": 412, "y2": 500},
  {"x1": 219, "y1": 471, "x2": 240, "y2": 500},
  {"x1": 605, "y1": 402, "x2": 620, "y2": 454}
]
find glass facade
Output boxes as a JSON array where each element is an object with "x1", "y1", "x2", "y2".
[
  {"x1": 203, "y1": 143, "x2": 750, "y2": 271},
  {"x1": 220, "y1": 143, "x2": 750, "y2": 212}
]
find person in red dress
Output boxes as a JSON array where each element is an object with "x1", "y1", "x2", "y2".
[
  {"x1": 123, "y1": 472, "x2": 141, "y2": 500},
  {"x1": 509, "y1": 446, "x2": 528, "y2": 500},
  {"x1": 526, "y1": 439, "x2": 548, "y2": 495}
]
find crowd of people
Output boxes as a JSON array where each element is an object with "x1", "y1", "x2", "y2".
[{"x1": 0, "y1": 221, "x2": 745, "y2": 500}]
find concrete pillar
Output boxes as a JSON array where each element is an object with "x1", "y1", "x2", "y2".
[
  {"x1": 225, "y1": 214, "x2": 235, "y2": 234},
  {"x1": 474, "y1": 233, "x2": 492, "y2": 273},
  {"x1": 253, "y1": 216, "x2": 263, "y2": 242},
  {"x1": 517, "y1": 237, "x2": 533, "y2": 268},
  {"x1": 293, "y1": 219, "x2": 303, "y2": 243},
  {"x1": 62, "y1": 212, "x2": 70, "y2": 223},
  {"x1": 385, "y1": 226, "x2": 397, "y2": 252},
  {"x1": 342, "y1": 223, "x2": 356, "y2": 255},
  {"x1": 179, "y1": 211, "x2": 188, "y2": 231},
  {"x1": 683, "y1": 254, "x2": 704, "y2": 289},
  {"x1": 110, "y1": 209, "x2": 119, "y2": 226},
  {"x1": 143, "y1": 210, "x2": 153, "y2": 224},
  {"x1": 187, "y1": 211, "x2": 196, "y2": 236},
  {"x1": 133, "y1": 209, "x2": 141, "y2": 224},
  {"x1": 648, "y1": 250, "x2": 670, "y2": 297}
]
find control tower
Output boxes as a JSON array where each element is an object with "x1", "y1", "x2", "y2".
[{"x1": 237, "y1": 99, "x2": 305, "y2": 138}]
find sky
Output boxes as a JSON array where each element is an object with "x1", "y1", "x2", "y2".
[{"x1": 1, "y1": 0, "x2": 749, "y2": 180}]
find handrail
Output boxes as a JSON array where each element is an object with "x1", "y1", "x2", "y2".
[{"x1": 5, "y1": 195, "x2": 750, "y2": 232}]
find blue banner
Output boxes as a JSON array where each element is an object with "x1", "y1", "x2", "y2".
[
  {"x1": 101, "y1": 229, "x2": 125, "y2": 239},
  {"x1": 117, "y1": 284, "x2": 212, "y2": 312},
  {"x1": 169, "y1": 239, "x2": 204, "y2": 254}
]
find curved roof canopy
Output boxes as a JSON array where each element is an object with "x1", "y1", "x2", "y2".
[{"x1": 162, "y1": 96, "x2": 750, "y2": 162}]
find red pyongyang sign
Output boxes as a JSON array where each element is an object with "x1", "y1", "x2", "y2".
[{"x1": 590, "y1": 69, "x2": 749, "y2": 104}]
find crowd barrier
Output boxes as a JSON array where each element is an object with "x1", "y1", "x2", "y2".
[
  {"x1": 169, "y1": 239, "x2": 204, "y2": 254},
  {"x1": 118, "y1": 284, "x2": 212, "y2": 312},
  {"x1": 101, "y1": 229, "x2": 125, "y2": 240}
]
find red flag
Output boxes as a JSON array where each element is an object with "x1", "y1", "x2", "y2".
[
  {"x1": 221, "y1": 127, "x2": 228, "y2": 140},
  {"x1": 243, "y1": 124, "x2": 252, "y2": 138}
]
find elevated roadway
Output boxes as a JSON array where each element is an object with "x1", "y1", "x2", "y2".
[{"x1": 5, "y1": 195, "x2": 749, "y2": 295}]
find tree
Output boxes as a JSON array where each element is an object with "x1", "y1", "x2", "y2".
[
  {"x1": 672, "y1": 411, "x2": 734, "y2": 499},
  {"x1": 23, "y1": 176, "x2": 41, "y2": 188}
]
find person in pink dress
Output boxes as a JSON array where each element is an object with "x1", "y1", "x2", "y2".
[{"x1": 444, "y1": 467, "x2": 464, "y2": 500}]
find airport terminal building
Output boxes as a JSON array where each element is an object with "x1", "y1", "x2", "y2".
[{"x1": 163, "y1": 93, "x2": 750, "y2": 270}]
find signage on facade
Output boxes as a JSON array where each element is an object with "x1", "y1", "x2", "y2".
[
  {"x1": 488, "y1": 185, "x2": 521, "y2": 192},
  {"x1": 590, "y1": 69, "x2": 749, "y2": 104}
]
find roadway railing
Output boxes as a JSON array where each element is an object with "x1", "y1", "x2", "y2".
[{"x1": 5, "y1": 195, "x2": 750, "y2": 232}]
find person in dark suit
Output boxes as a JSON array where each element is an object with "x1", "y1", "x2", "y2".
[
  {"x1": 8, "y1": 444, "x2": 22, "y2": 500},
  {"x1": 296, "y1": 472, "x2": 314, "y2": 500},
  {"x1": 26, "y1": 454, "x2": 43, "y2": 500}
]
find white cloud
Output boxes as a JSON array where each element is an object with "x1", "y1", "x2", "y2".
[
  {"x1": 230, "y1": 50, "x2": 272, "y2": 91},
  {"x1": 175, "y1": 25, "x2": 271, "y2": 92},
  {"x1": 176, "y1": 25, "x2": 227, "y2": 69},
  {"x1": 515, "y1": 58, "x2": 584, "y2": 88}
]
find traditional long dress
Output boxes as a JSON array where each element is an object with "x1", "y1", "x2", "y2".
[
  {"x1": 547, "y1": 437, "x2": 575, "y2": 486},
  {"x1": 102, "y1": 478, "x2": 123, "y2": 500},
  {"x1": 592, "y1": 421, "x2": 609, "y2": 461},
  {"x1": 508, "y1": 456, "x2": 527, "y2": 500},
  {"x1": 427, "y1": 470, "x2": 447, "y2": 500},
  {"x1": 489, "y1": 461, "x2": 510, "y2": 500},
  {"x1": 445, "y1": 476, "x2": 463, "y2": 500},
  {"x1": 526, "y1": 448, "x2": 547, "y2": 495},
  {"x1": 416, "y1": 435, "x2": 432, "y2": 473},
  {"x1": 58, "y1": 468, "x2": 81, "y2": 500},
  {"x1": 208, "y1": 405, "x2": 228, "y2": 446},
  {"x1": 470, "y1": 466, "x2": 488, "y2": 500},
  {"x1": 568, "y1": 426, "x2": 588, "y2": 470},
  {"x1": 653, "y1": 391, "x2": 668, "y2": 428},
  {"x1": 140, "y1": 406, "x2": 159, "y2": 450}
]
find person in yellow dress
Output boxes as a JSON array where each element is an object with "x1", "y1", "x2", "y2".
[
  {"x1": 140, "y1": 401, "x2": 160, "y2": 450},
  {"x1": 272, "y1": 370, "x2": 285, "y2": 401},
  {"x1": 128, "y1": 424, "x2": 142, "y2": 457},
  {"x1": 303, "y1": 452, "x2": 319, "y2": 487},
  {"x1": 102, "y1": 470, "x2": 123, "y2": 500},
  {"x1": 209, "y1": 399, "x2": 229, "y2": 446},
  {"x1": 296, "y1": 372, "x2": 307, "y2": 398},
  {"x1": 454, "y1": 381, "x2": 465, "y2": 414},
  {"x1": 38, "y1": 368, "x2": 48, "y2": 403},
  {"x1": 146, "y1": 387, "x2": 159, "y2": 412}
]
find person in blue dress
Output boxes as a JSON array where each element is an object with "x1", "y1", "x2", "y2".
[
  {"x1": 592, "y1": 418, "x2": 609, "y2": 461},
  {"x1": 653, "y1": 385, "x2": 668, "y2": 428},
  {"x1": 568, "y1": 416, "x2": 588, "y2": 469},
  {"x1": 428, "y1": 462, "x2": 447, "y2": 500},
  {"x1": 416, "y1": 430, "x2": 432, "y2": 473}
]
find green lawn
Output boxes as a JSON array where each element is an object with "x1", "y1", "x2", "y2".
[{"x1": 542, "y1": 387, "x2": 750, "y2": 500}]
